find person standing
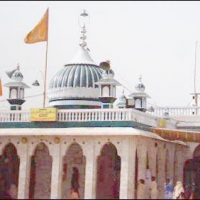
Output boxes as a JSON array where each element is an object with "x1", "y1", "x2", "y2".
[
  {"x1": 164, "y1": 178, "x2": 174, "y2": 199},
  {"x1": 70, "y1": 167, "x2": 80, "y2": 199},
  {"x1": 173, "y1": 181, "x2": 185, "y2": 199},
  {"x1": 137, "y1": 179, "x2": 146, "y2": 199},
  {"x1": 150, "y1": 176, "x2": 158, "y2": 199}
]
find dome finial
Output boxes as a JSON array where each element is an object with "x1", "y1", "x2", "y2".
[
  {"x1": 79, "y1": 9, "x2": 89, "y2": 49},
  {"x1": 135, "y1": 75, "x2": 145, "y2": 92},
  {"x1": 17, "y1": 63, "x2": 20, "y2": 70},
  {"x1": 139, "y1": 74, "x2": 142, "y2": 83}
]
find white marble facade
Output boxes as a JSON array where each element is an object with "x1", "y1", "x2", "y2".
[{"x1": 0, "y1": 127, "x2": 190, "y2": 199}]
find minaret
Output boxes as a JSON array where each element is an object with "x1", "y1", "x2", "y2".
[
  {"x1": 95, "y1": 61, "x2": 121, "y2": 108},
  {"x1": 4, "y1": 64, "x2": 30, "y2": 110},
  {"x1": 128, "y1": 76, "x2": 150, "y2": 112}
]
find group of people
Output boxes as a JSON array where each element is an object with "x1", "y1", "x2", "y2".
[
  {"x1": 137, "y1": 176, "x2": 192, "y2": 199},
  {"x1": 165, "y1": 179, "x2": 195, "y2": 199},
  {"x1": 137, "y1": 176, "x2": 159, "y2": 199}
]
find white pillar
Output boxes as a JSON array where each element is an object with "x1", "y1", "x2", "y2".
[
  {"x1": 17, "y1": 142, "x2": 30, "y2": 199},
  {"x1": 137, "y1": 139, "x2": 148, "y2": 199},
  {"x1": 149, "y1": 144, "x2": 157, "y2": 178},
  {"x1": 50, "y1": 143, "x2": 62, "y2": 199},
  {"x1": 128, "y1": 139, "x2": 136, "y2": 199},
  {"x1": 167, "y1": 145, "x2": 175, "y2": 183},
  {"x1": 174, "y1": 145, "x2": 186, "y2": 184},
  {"x1": 119, "y1": 139, "x2": 129, "y2": 199},
  {"x1": 84, "y1": 140, "x2": 99, "y2": 199},
  {"x1": 137, "y1": 141, "x2": 147, "y2": 181},
  {"x1": 157, "y1": 145, "x2": 166, "y2": 199},
  {"x1": 119, "y1": 138, "x2": 136, "y2": 199}
]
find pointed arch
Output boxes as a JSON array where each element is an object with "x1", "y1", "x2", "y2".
[
  {"x1": 135, "y1": 149, "x2": 138, "y2": 199},
  {"x1": 0, "y1": 143, "x2": 19, "y2": 199},
  {"x1": 29, "y1": 142, "x2": 52, "y2": 199},
  {"x1": 156, "y1": 152, "x2": 159, "y2": 182},
  {"x1": 146, "y1": 151, "x2": 149, "y2": 169},
  {"x1": 183, "y1": 144, "x2": 200, "y2": 199},
  {"x1": 165, "y1": 149, "x2": 170, "y2": 181},
  {"x1": 145, "y1": 151, "x2": 152, "y2": 199},
  {"x1": 193, "y1": 144, "x2": 200, "y2": 158},
  {"x1": 61, "y1": 142, "x2": 86, "y2": 199},
  {"x1": 96, "y1": 142, "x2": 121, "y2": 199}
]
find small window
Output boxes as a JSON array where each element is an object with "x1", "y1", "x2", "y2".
[
  {"x1": 10, "y1": 88, "x2": 17, "y2": 99},
  {"x1": 135, "y1": 99, "x2": 141, "y2": 109},
  {"x1": 102, "y1": 86, "x2": 110, "y2": 97}
]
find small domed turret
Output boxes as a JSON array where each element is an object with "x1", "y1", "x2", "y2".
[
  {"x1": 128, "y1": 76, "x2": 150, "y2": 112},
  {"x1": 95, "y1": 61, "x2": 121, "y2": 108},
  {"x1": 4, "y1": 64, "x2": 29, "y2": 110},
  {"x1": 11, "y1": 66, "x2": 23, "y2": 82},
  {"x1": 135, "y1": 77, "x2": 145, "y2": 92},
  {"x1": 116, "y1": 91, "x2": 127, "y2": 108}
]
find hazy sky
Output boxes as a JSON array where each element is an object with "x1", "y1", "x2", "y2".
[{"x1": 0, "y1": 1, "x2": 200, "y2": 110}]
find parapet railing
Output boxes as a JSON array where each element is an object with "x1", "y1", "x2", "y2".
[
  {"x1": 149, "y1": 106, "x2": 200, "y2": 117},
  {"x1": 0, "y1": 108, "x2": 159, "y2": 127},
  {"x1": 58, "y1": 108, "x2": 158, "y2": 127},
  {"x1": 0, "y1": 111, "x2": 30, "y2": 122}
]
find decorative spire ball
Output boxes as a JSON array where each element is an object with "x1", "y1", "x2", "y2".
[
  {"x1": 79, "y1": 9, "x2": 89, "y2": 49},
  {"x1": 17, "y1": 63, "x2": 20, "y2": 70},
  {"x1": 139, "y1": 74, "x2": 142, "y2": 83},
  {"x1": 135, "y1": 75, "x2": 145, "y2": 92}
]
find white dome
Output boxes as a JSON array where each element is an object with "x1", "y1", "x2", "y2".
[{"x1": 11, "y1": 69, "x2": 23, "y2": 82}]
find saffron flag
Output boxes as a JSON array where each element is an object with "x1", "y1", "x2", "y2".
[
  {"x1": 24, "y1": 9, "x2": 48, "y2": 44},
  {"x1": 0, "y1": 79, "x2": 3, "y2": 96}
]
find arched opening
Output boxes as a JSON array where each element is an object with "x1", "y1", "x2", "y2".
[
  {"x1": 19, "y1": 88, "x2": 24, "y2": 99},
  {"x1": 96, "y1": 143, "x2": 121, "y2": 199},
  {"x1": 10, "y1": 88, "x2": 17, "y2": 99},
  {"x1": 0, "y1": 143, "x2": 19, "y2": 199},
  {"x1": 145, "y1": 152, "x2": 151, "y2": 199},
  {"x1": 135, "y1": 99, "x2": 142, "y2": 109},
  {"x1": 156, "y1": 153, "x2": 159, "y2": 182},
  {"x1": 183, "y1": 145, "x2": 200, "y2": 199},
  {"x1": 102, "y1": 86, "x2": 110, "y2": 97},
  {"x1": 165, "y1": 149, "x2": 170, "y2": 181},
  {"x1": 29, "y1": 143, "x2": 52, "y2": 199},
  {"x1": 135, "y1": 150, "x2": 138, "y2": 199},
  {"x1": 61, "y1": 143, "x2": 86, "y2": 199},
  {"x1": 173, "y1": 148, "x2": 178, "y2": 186}
]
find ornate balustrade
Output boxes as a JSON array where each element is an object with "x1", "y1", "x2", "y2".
[
  {"x1": 0, "y1": 111, "x2": 30, "y2": 122},
  {"x1": 149, "y1": 106, "x2": 200, "y2": 117},
  {"x1": 58, "y1": 108, "x2": 158, "y2": 127},
  {"x1": 0, "y1": 108, "x2": 158, "y2": 127}
]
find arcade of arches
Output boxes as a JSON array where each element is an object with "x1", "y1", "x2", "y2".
[
  {"x1": 184, "y1": 144, "x2": 200, "y2": 199},
  {"x1": 0, "y1": 136, "x2": 190, "y2": 199}
]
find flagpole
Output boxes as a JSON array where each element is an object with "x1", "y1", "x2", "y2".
[
  {"x1": 43, "y1": 40, "x2": 48, "y2": 108},
  {"x1": 43, "y1": 8, "x2": 49, "y2": 108}
]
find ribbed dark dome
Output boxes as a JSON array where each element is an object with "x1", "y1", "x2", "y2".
[
  {"x1": 48, "y1": 46, "x2": 104, "y2": 109},
  {"x1": 49, "y1": 63, "x2": 102, "y2": 89}
]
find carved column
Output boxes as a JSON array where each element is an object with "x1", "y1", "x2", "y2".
[
  {"x1": 118, "y1": 137, "x2": 136, "y2": 199},
  {"x1": 135, "y1": 138, "x2": 148, "y2": 199},
  {"x1": 157, "y1": 144, "x2": 166, "y2": 199},
  {"x1": 17, "y1": 139, "x2": 31, "y2": 199},
  {"x1": 50, "y1": 142, "x2": 62, "y2": 199},
  {"x1": 84, "y1": 139, "x2": 99, "y2": 199}
]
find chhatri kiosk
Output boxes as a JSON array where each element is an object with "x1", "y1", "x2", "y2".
[{"x1": 0, "y1": 10, "x2": 199, "y2": 200}]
